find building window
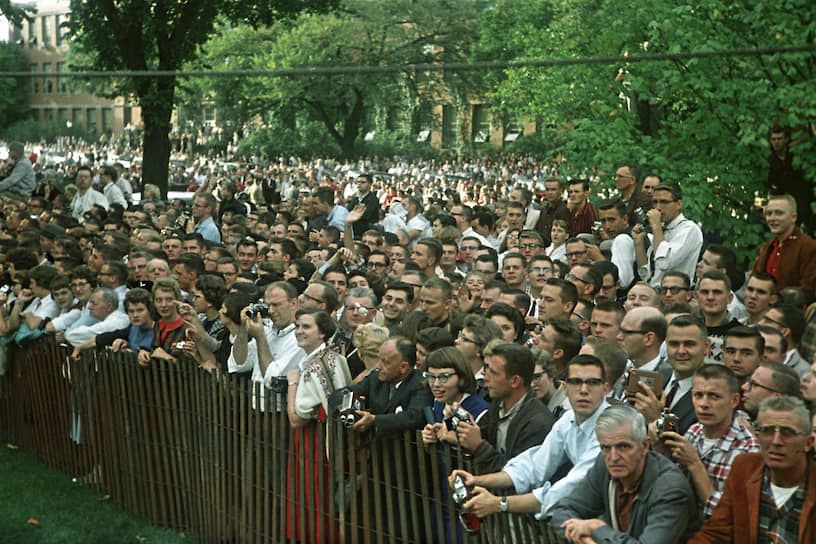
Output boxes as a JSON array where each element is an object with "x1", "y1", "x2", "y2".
[
  {"x1": 504, "y1": 119, "x2": 523, "y2": 143},
  {"x1": 472, "y1": 104, "x2": 490, "y2": 143},
  {"x1": 72, "y1": 108, "x2": 83, "y2": 127},
  {"x1": 30, "y1": 63, "x2": 38, "y2": 93},
  {"x1": 415, "y1": 104, "x2": 431, "y2": 142},
  {"x1": 45, "y1": 109, "x2": 55, "y2": 122},
  {"x1": 442, "y1": 105, "x2": 457, "y2": 149},
  {"x1": 58, "y1": 108, "x2": 69, "y2": 124},
  {"x1": 43, "y1": 63, "x2": 53, "y2": 93},
  {"x1": 87, "y1": 109, "x2": 98, "y2": 135},
  {"x1": 102, "y1": 108, "x2": 113, "y2": 133},
  {"x1": 56, "y1": 62, "x2": 66, "y2": 93},
  {"x1": 55, "y1": 15, "x2": 63, "y2": 47},
  {"x1": 41, "y1": 16, "x2": 51, "y2": 47}
]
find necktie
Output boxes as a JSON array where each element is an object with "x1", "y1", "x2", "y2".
[{"x1": 665, "y1": 380, "x2": 680, "y2": 408}]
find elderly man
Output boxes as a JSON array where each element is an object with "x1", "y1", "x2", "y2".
[
  {"x1": 65, "y1": 287, "x2": 130, "y2": 346},
  {"x1": 332, "y1": 336, "x2": 432, "y2": 435},
  {"x1": 551, "y1": 404, "x2": 699, "y2": 544},
  {"x1": 689, "y1": 396, "x2": 816, "y2": 543},
  {"x1": 0, "y1": 141, "x2": 35, "y2": 201}
]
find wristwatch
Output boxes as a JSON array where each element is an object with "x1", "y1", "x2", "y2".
[{"x1": 499, "y1": 496, "x2": 508, "y2": 513}]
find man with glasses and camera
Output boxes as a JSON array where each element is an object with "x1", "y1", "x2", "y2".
[
  {"x1": 633, "y1": 183, "x2": 703, "y2": 289},
  {"x1": 449, "y1": 354, "x2": 609, "y2": 520},
  {"x1": 689, "y1": 396, "x2": 816, "y2": 543}
]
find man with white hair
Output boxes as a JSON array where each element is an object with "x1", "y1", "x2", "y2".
[{"x1": 551, "y1": 404, "x2": 699, "y2": 543}]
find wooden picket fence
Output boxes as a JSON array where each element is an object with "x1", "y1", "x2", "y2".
[{"x1": 0, "y1": 338, "x2": 561, "y2": 543}]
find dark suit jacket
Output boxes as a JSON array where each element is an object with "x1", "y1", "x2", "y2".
[
  {"x1": 330, "y1": 368, "x2": 432, "y2": 436},
  {"x1": 353, "y1": 192, "x2": 381, "y2": 237},
  {"x1": 668, "y1": 388, "x2": 697, "y2": 436},
  {"x1": 535, "y1": 198, "x2": 571, "y2": 240},
  {"x1": 473, "y1": 391, "x2": 552, "y2": 474}
]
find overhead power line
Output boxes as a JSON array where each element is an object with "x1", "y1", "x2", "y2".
[{"x1": 4, "y1": 44, "x2": 815, "y2": 79}]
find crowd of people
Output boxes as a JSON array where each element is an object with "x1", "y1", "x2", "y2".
[{"x1": 0, "y1": 134, "x2": 815, "y2": 543}]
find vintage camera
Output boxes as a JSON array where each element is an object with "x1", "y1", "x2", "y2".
[
  {"x1": 268, "y1": 376, "x2": 289, "y2": 394},
  {"x1": 339, "y1": 390, "x2": 365, "y2": 428},
  {"x1": 592, "y1": 220, "x2": 602, "y2": 234},
  {"x1": 656, "y1": 410, "x2": 679, "y2": 437},
  {"x1": 633, "y1": 207, "x2": 651, "y2": 234},
  {"x1": 175, "y1": 341, "x2": 187, "y2": 351},
  {"x1": 0, "y1": 284, "x2": 12, "y2": 296},
  {"x1": 176, "y1": 213, "x2": 191, "y2": 228},
  {"x1": 246, "y1": 302, "x2": 270, "y2": 319},
  {"x1": 451, "y1": 475, "x2": 469, "y2": 504},
  {"x1": 445, "y1": 406, "x2": 472, "y2": 432}
]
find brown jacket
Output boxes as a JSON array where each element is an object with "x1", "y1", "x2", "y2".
[
  {"x1": 751, "y1": 227, "x2": 816, "y2": 303},
  {"x1": 689, "y1": 452, "x2": 816, "y2": 544}
]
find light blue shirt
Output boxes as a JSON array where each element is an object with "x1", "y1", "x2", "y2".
[
  {"x1": 327, "y1": 205, "x2": 349, "y2": 230},
  {"x1": 194, "y1": 216, "x2": 221, "y2": 243},
  {"x1": 502, "y1": 400, "x2": 609, "y2": 518},
  {"x1": 65, "y1": 307, "x2": 98, "y2": 334}
]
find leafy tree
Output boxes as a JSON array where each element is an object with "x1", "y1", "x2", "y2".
[
  {"x1": 0, "y1": 1, "x2": 35, "y2": 27},
  {"x1": 0, "y1": 42, "x2": 30, "y2": 129},
  {"x1": 65, "y1": 0, "x2": 335, "y2": 198},
  {"x1": 478, "y1": 0, "x2": 816, "y2": 258},
  {"x1": 193, "y1": 0, "x2": 479, "y2": 158}
]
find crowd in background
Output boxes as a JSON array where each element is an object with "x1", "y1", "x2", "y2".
[{"x1": 0, "y1": 132, "x2": 814, "y2": 543}]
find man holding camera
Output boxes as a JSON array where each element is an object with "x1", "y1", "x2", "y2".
[
  {"x1": 332, "y1": 336, "x2": 431, "y2": 435},
  {"x1": 228, "y1": 281, "x2": 302, "y2": 408},
  {"x1": 655, "y1": 364, "x2": 759, "y2": 520},
  {"x1": 450, "y1": 354, "x2": 609, "y2": 520},
  {"x1": 452, "y1": 343, "x2": 552, "y2": 474}
]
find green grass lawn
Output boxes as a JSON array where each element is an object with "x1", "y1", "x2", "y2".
[{"x1": 0, "y1": 443, "x2": 194, "y2": 544}]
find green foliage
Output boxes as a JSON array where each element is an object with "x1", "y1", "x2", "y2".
[
  {"x1": 194, "y1": 0, "x2": 480, "y2": 158},
  {"x1": 238, "y1": 120, "x2": 342, "y2": 158},
  {"x1": 475, "y1": 0, "x2": 816, "y2": 260},
  {"x1": 1, "y1": 118, "x2": 87, "y2": 142},
  {"x1": 0, "y1": 43, "x2": 30, "y2": 128}
]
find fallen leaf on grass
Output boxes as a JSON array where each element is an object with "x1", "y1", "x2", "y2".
[
  {"x1": 7, "y1": 443, "x2": 18, "y2": 449},
  {"x1": 27, "y1": 518, "x2": 40, "y2": 527},
  {"x1": 97, "y1": 494, "x2": 111, "y2": 502}
]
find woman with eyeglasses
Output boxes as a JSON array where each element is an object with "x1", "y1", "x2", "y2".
[
  {"x1": 284, "y1": 308, "x2": 351, "y2": 543},
  {"x1": 421, "y1": 346, "x2": 490, "y2": 543}
]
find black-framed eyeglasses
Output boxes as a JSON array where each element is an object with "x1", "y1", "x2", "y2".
[
  {"x1": 519, "y1": 243, "x2": 541, "y2": 250},
  {"x1": 458, "y1": 332, "x2": 478, "y2": 345},
  {"x1": 619, "y1": 327, "x2": 648, "y2": 336},
  {"x1": 564, "y1": 377, "x2": 604, "y2": 388},
  {"x1": 753, "y1": 423, "x2": 809, "y2": 439},
  {"x1": 423, "y1": 371, "x2": 455, "y2": 384},
  {"x1": 301, "y1": 292, "x2": 324, "y2": 305},
  {"x1": 565, "y1": 251, "x2": 587, "y2": 258},
  {"x1": 567, "y1": 274, "x2": 589, "y2": 284},
  {"x1": 532, "y1": 371, "x2": 547, "y2": 382},
  {"x1": 660, "y1": 286, "x2": 688, "y2": 295},
  {"x1": 745, "y1": 377, "x2": 780, "y2": 395},
  {"x1": 367, "y1": 261, "x2": 387, "y2": 269}
]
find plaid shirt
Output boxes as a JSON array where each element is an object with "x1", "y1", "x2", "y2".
[
  {"x1": 758, "y1": 466, "x2": 807, "y2": 543},
  {"x1": 685, "y1": 417, "x2": 760, "y2": 519}
]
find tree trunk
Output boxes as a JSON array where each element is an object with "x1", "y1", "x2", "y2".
[{"x1": 139, "y1": 78, "x2": 176, "y2": 200}]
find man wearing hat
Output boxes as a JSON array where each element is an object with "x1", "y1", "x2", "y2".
[{"x1": 0, "y1": 142, "x2": 36, "y2": 202}]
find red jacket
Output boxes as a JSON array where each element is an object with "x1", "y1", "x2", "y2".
[
  {"x1": 751, "y1": 227, "x2": 816, "y2": 303},
  {"x1": 689, "y1": 452, "x2": 816, "y2": 544}
]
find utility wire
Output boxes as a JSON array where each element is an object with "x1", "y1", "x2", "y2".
[{"x1": 4, "y1": 44, "x2": 815, "y2": 79}]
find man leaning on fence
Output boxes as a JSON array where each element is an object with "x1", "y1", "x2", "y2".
[
  {"x1": 450, "y1": 354, "x2": 610, "y2": 520},
  {"x1": 329, "y1": 336, "x2": 432, "y2": 435},
  {"x1": 550, "y1": 404, "x2": 700, "y2": 544}
]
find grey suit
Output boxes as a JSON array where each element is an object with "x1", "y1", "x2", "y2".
[
  {"x1": 786, "y1": 349, "x2": 810, "y2": 378},
  {"x1": 551, "y1": 450, "x2": 699, "y2": 544}
]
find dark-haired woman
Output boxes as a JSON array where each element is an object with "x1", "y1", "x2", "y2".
[{"x1": 285, "y1": 308, "x2": 351, "y2": 543}]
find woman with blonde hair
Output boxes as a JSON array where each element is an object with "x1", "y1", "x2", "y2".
[{"x1": 350, "y1": 322, "x2": 389, "y2": 384}]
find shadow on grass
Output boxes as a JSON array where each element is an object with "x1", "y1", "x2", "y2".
[{"x1": 0, "y1": 443, "x2": 194, "y2": 544}]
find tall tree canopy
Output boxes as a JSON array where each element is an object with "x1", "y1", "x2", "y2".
[
  {"x1": 65, "y1": 0, "x2": 336, "y2": 198},
  {"x1": 477, "y1": 0, "x2": 816, "y2": 257}
]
